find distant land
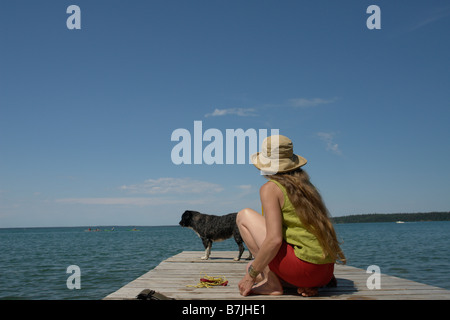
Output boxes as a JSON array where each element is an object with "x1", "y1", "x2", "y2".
[{"x1": 332, "y1": 211, "x2": 450, "y2": 224}]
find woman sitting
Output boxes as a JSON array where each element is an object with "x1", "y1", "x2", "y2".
[{"x1": 237, "y1": 135, "x2": 346, "y2": 296}]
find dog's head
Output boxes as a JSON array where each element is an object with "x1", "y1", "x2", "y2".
[{"x1": 179, "y1": 210, "x2": 198, "y2": 227}]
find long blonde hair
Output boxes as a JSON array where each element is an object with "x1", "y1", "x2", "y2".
[{"x1": 266, "y1": 169, "x2": 346, "y2": 264}]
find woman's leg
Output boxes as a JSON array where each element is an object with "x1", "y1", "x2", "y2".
[
  {"x1": 236, "y1": 208, "x2": 283, "y2": 295},
  {"x1": 236, "y1": 208, "x2": 266, "y2": 257}
]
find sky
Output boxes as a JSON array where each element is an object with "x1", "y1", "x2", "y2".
[{"x1": 1, "y1": 0, "x2": 449, "y2": 227}]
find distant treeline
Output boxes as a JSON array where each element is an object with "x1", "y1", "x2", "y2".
[{"x1": 332, "y1": 212, "x2": 450, "y2": 224}]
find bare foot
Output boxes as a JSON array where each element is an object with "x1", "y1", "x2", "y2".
[
  {"x1": 297, "y1": 287, "x2": 318, "y2": 297},
  {"x1": 251, "y1": 270, "x2": 283, "y2": 295}
]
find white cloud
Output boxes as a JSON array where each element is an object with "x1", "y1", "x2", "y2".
[
  {"x1": 120, "y1": 177, "x2": 224, "y2": 195},
  {"x1": 205, "y1": 108, "x2": 257, "y2": 117},
  {"x1": 55, "y1": 197, "x2": 206, "y2": 206},
  {"x1": 237, "y1": 185, "x2": 252, "y2": 190},
  {"x1": 236, "y1": 184, "x2": 254, "y2": 197},
  {"x1": 203, "y1": 97, "x2": 336, "y2": 117},
  {"x1": 409, "y1": 6, "x2": 450, "y2": 32},
  {"x1": 390, "y1": 6, "x2": 450, "y2": 38},
  {"x1": 317, "y1": 132, "x2": 342, "y2": 155},
  {"x1": 55, "y1": 178, "x2": 224, "y2": 207},
  {"x1": 288, "y1": 97, "x2": 337, "y2": 108}
]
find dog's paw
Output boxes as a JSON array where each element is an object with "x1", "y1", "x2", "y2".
[
  {"x1": 201, "y1": 256, "x2": 209, "y2": 260},
  {"x1": 233, "y1": 257, "x2": 240, "y2": 261}
]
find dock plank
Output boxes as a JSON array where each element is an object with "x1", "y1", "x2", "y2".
[{"x1": 104, "y1": 251, "x2": 450, "y2": 300}]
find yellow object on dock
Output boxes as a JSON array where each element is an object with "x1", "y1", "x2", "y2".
[{"x1": 187, "y1": 274, "x2": 229, "y2": 288}]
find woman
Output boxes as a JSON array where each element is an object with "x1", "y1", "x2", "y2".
[{"x1": 237, "y1": 135, "x2": 346, "y2": 296}]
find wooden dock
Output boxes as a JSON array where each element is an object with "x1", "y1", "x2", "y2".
[{"x1": 104, "y1": 251, "x2": 450, "y2": 300}]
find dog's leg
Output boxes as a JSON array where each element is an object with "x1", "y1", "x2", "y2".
[
  {"x1": 235, "y1": 242, "x2": 245, "y2": 261},
  {"x1": 201, "y1": 239, "x2": 212, "y2": 260},
  {"x1": 205, "y1": 241, "x2": 212, "y2": 259}
]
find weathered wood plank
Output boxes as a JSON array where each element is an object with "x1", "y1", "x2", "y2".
[{"x1": 104, "y1": 251, "x2": 450, "y2": 300}]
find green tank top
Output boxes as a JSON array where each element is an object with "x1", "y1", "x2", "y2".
[{"x1": 268, "y1": 180, "x2": 334, "y2": 265}]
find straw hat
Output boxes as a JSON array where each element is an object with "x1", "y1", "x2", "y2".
[{"x1": 251, "y1": 135, "x2": 307, "y2": 174}]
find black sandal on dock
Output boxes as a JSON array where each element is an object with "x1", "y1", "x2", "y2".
[{"x1": 136, "y1": 289, "x2": 174, "y2": 300}]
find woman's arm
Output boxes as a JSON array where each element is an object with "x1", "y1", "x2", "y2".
[
  {"x1": 250, "y1": 181, "x2": 284, "y2": 273},
  {"x1": 238, "y1": 182, "x2": 284, "y2": 295}
]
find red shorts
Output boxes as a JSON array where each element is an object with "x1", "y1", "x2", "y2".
[{"x1": 268, "y1": 241, "x2": 334, "y2": 288}]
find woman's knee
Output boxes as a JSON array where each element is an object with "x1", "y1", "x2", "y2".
[{"x1": 237, "y1": 208, "x2": 256, "y2": 226}]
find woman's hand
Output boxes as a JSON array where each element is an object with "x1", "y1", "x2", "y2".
[{"x1": 238, "y1": 273, "x2": 255, "y2": 296}]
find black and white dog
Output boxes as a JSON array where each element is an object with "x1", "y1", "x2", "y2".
[{"x1": 179, "y1": 210, "x2": 253, "y2": 261}]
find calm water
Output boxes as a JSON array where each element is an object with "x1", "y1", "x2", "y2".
[{"x1": 0, "y1": 221, "x2": 449, "y2": 299}]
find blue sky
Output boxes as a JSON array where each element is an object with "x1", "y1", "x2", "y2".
[{"x1": 1, "y1": 0, "x2": 449, "y2": 227}]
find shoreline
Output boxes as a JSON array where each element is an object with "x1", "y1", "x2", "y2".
[{"x1": 332, "y1": 211, "x2": 450, "y2": 224}]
